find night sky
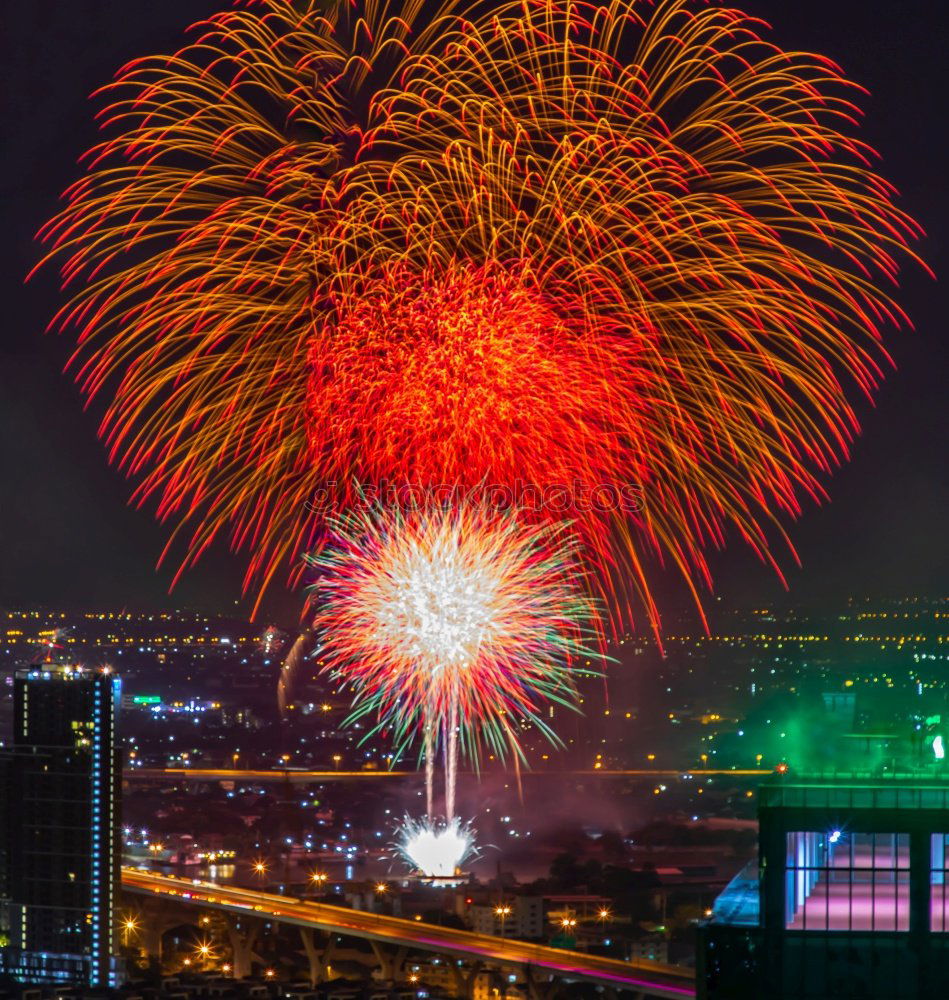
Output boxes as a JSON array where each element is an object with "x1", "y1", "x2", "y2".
[{"x1": 1, "y1": 1, "x2": 945, "y2": 623}]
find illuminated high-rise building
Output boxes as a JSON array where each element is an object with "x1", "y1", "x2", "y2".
[
  {"x1": 699, "y1": 770, "x2": 949, "y2": 999},
  {"x1": 0, "y1": 665, "x2": 121, "y2": 985}
]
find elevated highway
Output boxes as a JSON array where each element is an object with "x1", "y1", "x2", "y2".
[{"x1": 122, "y1": 869, "x2": 695, "y2": 999}]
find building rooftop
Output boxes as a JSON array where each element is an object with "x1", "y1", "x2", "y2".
[
  {"x1": 15, "y1": 663, "x2": 113, "y2": 680},
  {"x1": 760, "y1": 769, "x2": 949, "y2": 811}
]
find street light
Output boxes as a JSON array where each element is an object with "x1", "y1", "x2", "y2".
[
  {"x1": 494, "y1": 904, "x2": 512, "y2": 937},
  {"x1": 597, "y1": 908, "x2": 611, "y2": 923},
  {"x1": 195, "y1": 940, "x2": 216, "y2": 964},
  {"x1": 122, "y1": 916, "x2": 139, "y2": 946},
  {"x1": 310, "y1": 871, "x2": 328, "y2": 891},
  {"x1": 375, "y1": 882, "x2": 388, "y2": 894},
  {"x1": 253, "y1": 859, "x2": 268, "y2": 876},
  {"x1": 332, "y1": 754, "x2": 342, "y2": 771}
]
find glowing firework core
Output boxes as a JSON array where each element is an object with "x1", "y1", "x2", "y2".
[
  {"x1": 367, "y1": 516, "x2": 504, "y2": 673},
  {"x1": 398, "y1": 817, "x2": 475, "y2": 880}
]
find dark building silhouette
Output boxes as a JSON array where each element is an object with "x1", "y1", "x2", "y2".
[
  {"x1": 699, "y1": 770, "x2": 949, "y2": 998},
  {"x1": 0, "y1": 665, "x2": 121, "y2": 985}
]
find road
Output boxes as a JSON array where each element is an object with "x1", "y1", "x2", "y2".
[
  {"x1": 122, "y1": 869, "x2": 696, "y2": 999},
  {"x1": 126, "y1": 767, "x2": 769, "y2": 783}
]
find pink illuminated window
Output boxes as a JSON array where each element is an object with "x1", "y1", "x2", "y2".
[
  {"x1": 785, "y1": 831, "x2": 909, "y2": 931},
  {"x1": 931, "y1": 834, "x2": 949, "y2": 931}
]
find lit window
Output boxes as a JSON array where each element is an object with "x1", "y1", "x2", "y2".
[
  {"x1": 931, "y1": 834, "x2": 949, "y2": 931},
  {"x1": 785, "y1": 831, "x2": 909, "y2": 931}
]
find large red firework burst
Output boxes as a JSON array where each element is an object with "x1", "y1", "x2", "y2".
[
  {"x1": 37, "y1": 0, "x2": 924, "y2": 626},
  {"x1": 308, "y1": 259, "x2": 646, "y2": 497}
]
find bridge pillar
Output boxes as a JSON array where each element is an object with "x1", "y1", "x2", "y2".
[
  {"x1": 124, "y1": 897, "x2": 178, "y2": 966},
  {"x1": 140, "y1": 923, "x2": 165, "y2": 962},
  {"x1": 483, "y1": 969, "x2": 510, "y2": 999},
  {"x1": 299, "y1": 928, "x2": 337, "y2": 986},
  {"x1": 225, "y1": 915, "x2": 263, "y2": 979},
  {"x1": 450, "y1": 960, "x2": 484, "y2": 1000},
  {"x1": 523, "y1": 965, "x2": 560, "y2": 1000},
  {"x1": 370, "y1": 941, "x2": 408, "y2": 983}
]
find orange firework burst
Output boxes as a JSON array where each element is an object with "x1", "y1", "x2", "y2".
[{"x1": 37, "y1": 0, "x2": 924, "y2": 627}]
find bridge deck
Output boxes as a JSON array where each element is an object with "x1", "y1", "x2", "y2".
[{"x1": 123, "y1": 869, "x2": 695, "y2": 999}]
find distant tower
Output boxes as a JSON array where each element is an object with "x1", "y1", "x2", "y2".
[{"x1": 0, "y1": 665, "x2": 121, "y2": 986}]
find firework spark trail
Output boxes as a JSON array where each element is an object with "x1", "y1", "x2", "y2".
[
  {"x1": 35, "y1": 0, "x2": 925, "y2": 632},
  {"x1": 424, "y1": 717, "x2": 436, "y2": 822},
  {"x1": 308, "y1": 502, "x2": 600, "y2": 815},
  {"x1": 445, "y1": 697, "x2": 460, "y2": 823}
]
